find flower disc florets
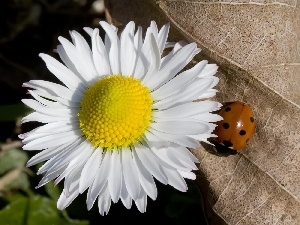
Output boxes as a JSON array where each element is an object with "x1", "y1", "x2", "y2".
[{"x1": 78, "y1": 74, "x2": 153, "y2": 149}]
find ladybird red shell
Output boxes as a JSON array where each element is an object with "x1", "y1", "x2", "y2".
[{"x1": 213, "y1": 101, "x2": 256, "y2": 151}]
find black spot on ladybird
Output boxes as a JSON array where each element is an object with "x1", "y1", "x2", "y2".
[
  {"x1": 223, "y1": 140, "x2": 233, "y2": 147},
  {"x1": 223, "y1": 122, "x2": 230, "y2": 129},
  {"x1": 225, "y1": 107, "x2": 231, "y2": 112},
  {"x1": 250, "y1": 117, "x2": 254, "y2": 123},
  {"x1": 211, "y1": 140, "x2": 237, "y2": 156},
  {"x1": 239, "y1": 130, "x2": 246, "y2": 136}
]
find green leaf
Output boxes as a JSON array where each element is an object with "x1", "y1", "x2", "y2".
[
  {"x1": 0, "y1": 196, "x2": 59, "y2": 225},
  {"x1": 0, "y1": 193, "x2": 25, "y2": 206},
  {"x1": 0, "y1": 103, "x2": 31, "y2": 121},
  {"x1": 0, "y1": 148, "x2": 29, "y2": 191},
  {"x1": 6, "y1": 172, "x2": 30, "y2": 191},
  {"x1": 0, "y1": 195, "x2": 89, "y2": 225},
  {"x1": 45, "y1": 181, "x2": 61, "y2": 201},
  {"x1": 0, "y1": 196, "x2": 27, "y2": 225},
  {"x1": 44, "y1": 183, "x2": 89, "y2": 225},
  {"x1": 68, "y1": 220, "x2": 89, "y2": 225},
  {"x1": 0, "y1": 149, "x2": 28, "y2": 176}
]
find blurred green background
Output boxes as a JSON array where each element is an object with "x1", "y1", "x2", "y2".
[{"x1": 0, "y1": 0, "x2": 208, "y2": 224}]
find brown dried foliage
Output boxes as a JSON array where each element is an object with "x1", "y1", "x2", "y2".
[{"x1": 105, "y1": 0, "x2": 300, "y2": 224}]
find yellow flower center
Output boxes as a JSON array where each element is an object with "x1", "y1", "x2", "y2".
[{"x1": 78, "y1": 74, "x2": 153, "y2": 150}]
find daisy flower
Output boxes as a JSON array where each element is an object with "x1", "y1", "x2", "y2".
[{"x1": 20, "y1": 21, "x2": 221, "y2": 215}]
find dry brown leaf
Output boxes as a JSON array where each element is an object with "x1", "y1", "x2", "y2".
[
  {"x1": 105, "y1": 0, "x2": 300, "y2": 224},
  {"x1": 0, "y1": 168, "x2": 23, "y2": 191}
]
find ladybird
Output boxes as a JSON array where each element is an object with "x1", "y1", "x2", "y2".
[{"x1": 212, "y1": 101, "x2": 256, "y2": 153}]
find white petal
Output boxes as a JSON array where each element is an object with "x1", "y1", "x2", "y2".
[
  {"x1": 161, "y1": 162, "x2": 187, "y2": 192},
  {"x1": 121, "y1": 148, "x2": 141, "y2": 200},
  {"x1": 141, "y1": 25, "x2": 154, "y2": 61},
  {"x1": 36, "y1": 139, "x2": 81, "y2": 174},
  {"x1": 148, "y1": 128, "x2": 200, "y2": 149},
  {"x1": 198, "y1": 89, "x2": 218, "y2": 99},
  {"x1": 18, "y1": 127, "x2": 38, "y2": 139},
  {"x1": 21, "y1": 112, "x2": 73, "y2": 124},
  {"x1": 120, "y1": 174, "x2": 133, "y2": 209},
  {"x1": 104, "y1": 33, "x2": 110, "y2": 54},
  {"x1": 160, "y1": 41, "x2": 186, "y2": 68},
  {"x1": 39, "y1": 53, "x2": 84, "y2": 91},
  {"x1": 152, "y1": 148, "x2": 191, "y2": 172},
  {"x1": 54, "y1": 142, "x2": 93, "y2": 187},
  {"x1": 28, "y1": 90, "x2": 64, "y2": 108},
  {"x1": 97, "y1": 183, "x2": 112, "y2": 216},
  {"x1": 108, "y1": 149, "x2": 122, "y2": 203},
  {"x1": 166, "y1": 148, "x2": 198, "y2": 171},
  {"x1": 177, "y1": 170, "x2": 196, "y2": 180},
  {"x1": 151, "y1": 147, "x2": 188, "y2": 192},
  {"x1": 192, "y1": 113, "x2": 223, "y2": 122},
  {"x1": 149, "y1": 21, "x2": 159, "y2": 41},
  {"x1": 151, "y1": 60, "x2": 207, "y2": 100},
  {"x1": 157, "y1": 23, "x2": 170, "y2": 54},
  {"x1": 87, "y1": 151, "x2": 111, "y2": 210},
  {"x1": 168, "y1": 146, "x2": 199, "y2": 163},
  {"x1": 153, "y1": 78, "x2": 216, "y2": 110},
  {"x1": 144, "y1": 130, "x2": 162, "y2": 142},
  {"x1": 189, "y1": 132, "x2": 217, "y2": 145},
  {"x1": 70, "y1": 31, "x2": 93, "y2": 63},
  {"x1": 150, "y1": 121, "x2": 210, "y2": 135},
  {"x1": 63, "y1": 164, "x2": 83, "y2": 196},
  {"x1": 199, "y1": 64, "x2": 218, "y2": 77},
  {"x1": 23, "y1": 80, "x2": 83, "y2": 103},
  {"x1": 29, "y1": 90, "x2": 72, "y2": 107},
  {"x1": 26, "y1": 144, "x2": 68, "y2": 167},
  {"x1": 22, "y1": 120, "x2": 76, "y2": 139},
  {"x1": 22, "y1": 131, "x2": 51, "y2": 144},
  {"x1": 133, "y1": 27, "x2": 152, "y2": 79},
  {"x1": 147, "y1": 140, "x2": 170, "y2": 149},
  {"x1": 204, "y1": 76, "x2": 219, "y2": 89},
  {"x1": 91, "y1": 28, "x2": 111, "y2": 76},
  {"x1": 83, "y1": 27, "x2": 93, "y2": 36},
  {"x1": 79, "y1": 148, "x2": 103, "y2": 193},
  {"x1": 143, "y1": 131, "x2": 170, "y2": 149},
  {"x1": 59, "y1": 35, "x2": 97, "y2": 82},
  {"x1": 56, "y1": 44, "x2": 82, "y2": 78},
  {"x1": 120, "y1": 21, "x2": 136, "y2": 76},
  {"x1": 134, "y1": 188, "x2": 147, "y2": 213},
  {"x1": 29, "y1": 121, "x2": 76, "y2": 134},
  {"x1": 57, "y1": 181, "x2": 79, "y2": 210},
  {"x1": 141, "y1": 34, "x2": 160, "y2": 85},
  {"x1": 147, "y1": 43, "x2": 200, "y2": 90},
  {"x1": 165, "y1": 41, "x2": 176, "y2": 48},
  {"x1": 154, "y1": 100, "x2": 220, "y2": 119},
  {"x1": 33, "y1": 91, "x2": 77, "y2": 108},
  {"x1": 100, "y1": 21, "x2": 120, "y2": 74},
  {"x1": 132, "y1": 147, "x2": 157, "y2": 200},
  {"x1": 21, "y1": 121, "x2": 77, "y2": 141},
  {"x1": 133, "y1": 53, "x2": 147, "y2": 79},
  {"x1": 36, "y1": 166, "x2": 66, "y2": 188},
  {"x1": 34, "y1": 140, "x2": 81, "y2": 174},
  {"x1": 39, "y1": 139, "x2": 84, "y2": 176},
  {"x1": 22, "y1": 130, "x2": 80, "y2": 150},
  {"x1": 134, "y1": 144, "x2": 168, "y2": 185},
  {"x1": 132, "y1": 26, "x2": 143, "y2": 78},
  {"x1": 134, "y1": 26, "x2": 142, "y2": 53},
  {"x1": 22, "y1": 99, "x2": 72, "y2": 117}
]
